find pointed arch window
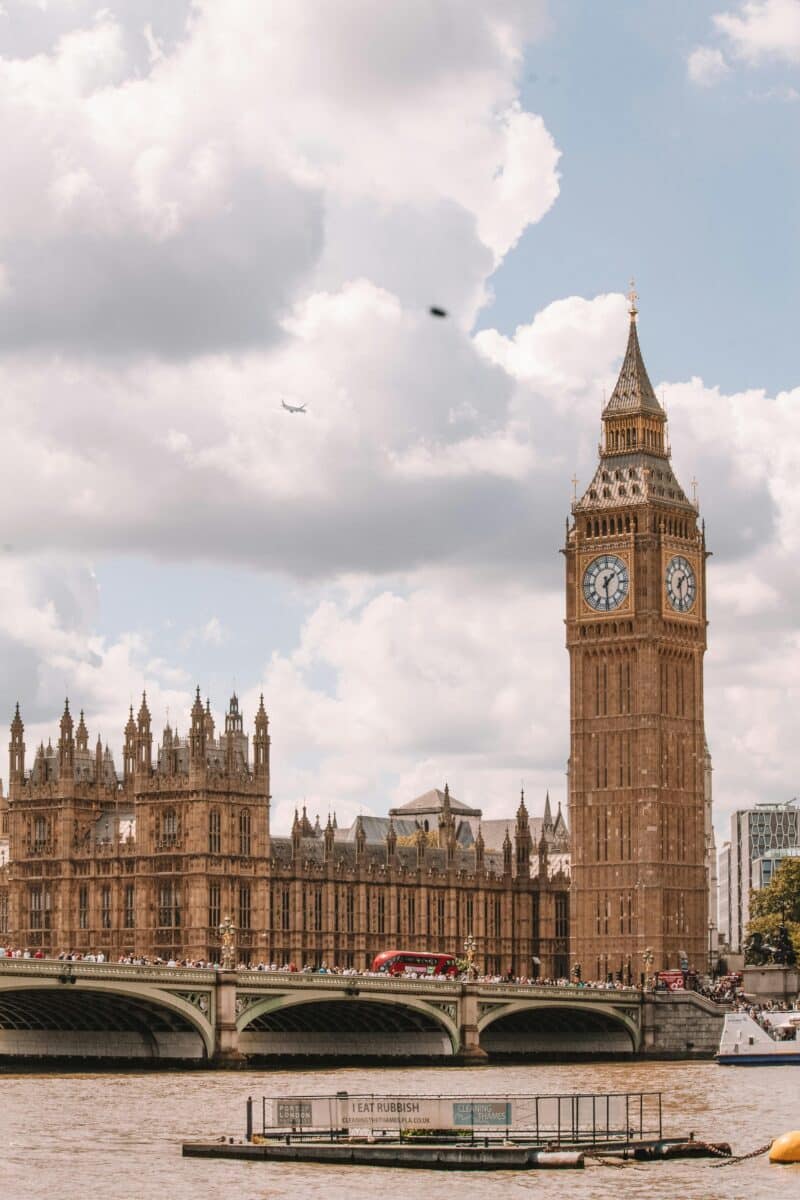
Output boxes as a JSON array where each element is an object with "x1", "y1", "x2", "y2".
[
  {"x1": 33, "y1": 816, "x2": 48, "y2": 852},
  {"x1": 209, "y1": 808, "x2": 221, "y2": 854},
  {"x1": 239, "y1": 807, "x2": 251, "y2": 856},
  {"x1": 162, "y1": 808, "x2": 177, "y2": 847},
  {"x1": 239, "y1": 884, "x2": 251, "y2": 931},
  {"x1": 158, "y1": 881, "x2": 180, "y2": 928}
]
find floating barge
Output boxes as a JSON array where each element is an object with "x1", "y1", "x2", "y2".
[{"x1": 182, "y1": 1090, "x2": 731, "y2": 1170}]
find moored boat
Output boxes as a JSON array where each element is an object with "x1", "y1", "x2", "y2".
[{"x1": 717, "y1": 1010, "x2": 800, "y2": 1065}]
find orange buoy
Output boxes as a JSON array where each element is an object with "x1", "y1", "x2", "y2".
[{"x1": 769, "y1": 1132, "x2": 800, "y2": 1164}]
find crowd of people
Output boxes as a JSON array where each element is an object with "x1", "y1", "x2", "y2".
[
  {"x1": 0, "y1": 948, "x2": 741, "y2": 994},
  {"x1": 695, "y1": 974, "x2": 742, "y2": 1004},
  {"x1": 4, "y1": 949, "x2": 795, "y2": 1010},
  {"x1": 733, "y1": 998, "x2": 799, "y2": 1041}
]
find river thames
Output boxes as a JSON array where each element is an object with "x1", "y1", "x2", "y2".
[{"x1": 2, "y1": 1060, "x2": 797, "y2": 1200}]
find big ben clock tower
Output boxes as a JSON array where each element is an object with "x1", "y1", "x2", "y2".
[{"x1": 565, "y1": 286, "x2": 708, "y2": 980}]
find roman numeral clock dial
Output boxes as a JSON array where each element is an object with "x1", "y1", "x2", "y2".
[
  {"x1": 665, "y1": 554, "x2": 697, "y2": 613},
  {"x1": 582, "y1": 554, "x2": 629, "y2": 612}
]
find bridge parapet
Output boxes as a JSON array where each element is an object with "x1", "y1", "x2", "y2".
[
  {"x1": 0, "y1": 960, "x2": 724, "y2": 1062},
  {"x1": 0, "y1": 959, "x2": 213, "y2": 986}
]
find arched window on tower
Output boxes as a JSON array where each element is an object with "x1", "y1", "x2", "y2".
[
  {"x1": 239, "y1": 807, "x2": 251, "y2": 856},
  {"x1": 209, "y1": 808, "x2": 221, "y2": 854},
  {"x1": 162, "y1": 808, "x2": 177, "y2": 848},
  {"x1": 33, "y1": 816, "x2": 48, "y2": 852}
]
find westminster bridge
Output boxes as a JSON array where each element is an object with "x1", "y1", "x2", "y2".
[{"x1": 0, "y1": 959, "x2": 726, "y2": 1063}]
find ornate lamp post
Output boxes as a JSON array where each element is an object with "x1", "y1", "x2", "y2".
[
  {"x1": 641, "y1": 946, "x2": 654, "y2": 990},
  {"x1": 218, "y1": 914, "x2": 237, "y2": 971},
  {"x1": 463, "y1": 932, "x2": 477, "y2": 981}
]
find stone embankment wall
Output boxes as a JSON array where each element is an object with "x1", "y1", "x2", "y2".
[
  {"x1": 642, "y1": 992, "x2": 725, "y2": 1058},
  {"x1": 742, "y1": 965, "x2": 799, "y2": 1003}
]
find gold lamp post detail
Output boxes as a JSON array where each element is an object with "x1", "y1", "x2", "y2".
[
  {"x1": 218, "y1": 914, "x2": 237, "y2": 971},
  {"x1": 464, "y1": 932, "x2": 477, "y2": 980},
  {"x1": 641, "y1": 945, "x2": 654, "y2": 990}
]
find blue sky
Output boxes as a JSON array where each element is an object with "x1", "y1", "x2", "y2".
[
  {"x1": 484, "y1": 0, "x2": 800, "y2": 396},
  {"x1": 0, "y1": 1, "x2": 798, "y2": 839}
]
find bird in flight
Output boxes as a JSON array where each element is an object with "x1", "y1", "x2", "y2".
[
  {"x1": 429, "y1": 306, "x2": 448, "y2": 318},
  {"x1": 281, "y1": 400, "x2": 307, "y2": 414}
]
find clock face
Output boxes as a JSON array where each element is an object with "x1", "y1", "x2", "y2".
[
  {"x1": 582, "y1": 554, "x2": 629, "y2": 612},
  {"x1": 665, "y1": 555, "x2": 697, "y2": 613}
]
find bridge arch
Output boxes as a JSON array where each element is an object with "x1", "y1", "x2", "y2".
[
  {"x1": 478, "y1": 1000, "x2": 639, "y2": 1057},
  {"x1": 238, "y1": 989, "x2": 459, "y2": 1057},
  {"x1": 0, "y1": 978, "x2": 214, "y2": 1060}
]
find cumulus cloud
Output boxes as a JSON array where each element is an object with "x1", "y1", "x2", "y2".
[
  {"x1": 246, "y1": 571, "x2": 567, "y2": 833},
  {"x1": 1, "y1": 290, "x2": 798, "y2": 836},
  {"x1": 691, "y1": 1, "x2": 800, "y2": 86},
  {"x1": 0, "y1": 555, "x2": 190, "y2": 756},
  {"x1": 713, "y1": 0, "x2": 800, "y2": 64},
  {"x1": 0, "y1": 0, "x2": 556, "y2": 354},
  {"x1": 687, "y1": 46, "x2": 731, "y2": 86},
  {"x1": 0, "y1": 3, "x2": 797, "y2": 841}
]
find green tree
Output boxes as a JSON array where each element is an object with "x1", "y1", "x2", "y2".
[{"x1": 747, "y1": 858, "x2": 800, "y2": 963}]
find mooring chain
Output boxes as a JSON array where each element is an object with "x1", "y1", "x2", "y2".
[
  {"x1": 582, "y1": 1149, "x2": 630, "y2": 1168},
  {"x1": 709, "y1": 1141, "x2": 772, "y2": 1168}
]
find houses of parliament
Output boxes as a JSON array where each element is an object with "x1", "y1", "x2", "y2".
[{"x1": 0, "y1": 295, "x2": 712, "y2": 980}]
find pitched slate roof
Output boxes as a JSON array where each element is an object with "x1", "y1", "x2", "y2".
[
  {"x1": 603, "y1": 315, "x2": 663, "y2": 416},
  {"x1": 389, "y1": 787, "x2": 482, "y2": 818},
  {"x1": 576, "y1": 453, "x2": 694, "y2": 512}
]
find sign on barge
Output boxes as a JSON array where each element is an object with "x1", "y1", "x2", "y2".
[{"x1": 182, "y1": 1090, "x2": 731, "y2": 1171}]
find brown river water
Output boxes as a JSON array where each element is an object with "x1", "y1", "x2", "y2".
[{"x1": 2, "y1": 1061, "x2": 798, "y2": 1200}]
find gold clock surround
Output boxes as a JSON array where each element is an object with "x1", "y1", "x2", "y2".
[
  {"x1": 578, "y1": 549, "x2": 634, "y2": 618},
  {"x1": 661, "y1": 549, "x2": 701, "y2": 621}
]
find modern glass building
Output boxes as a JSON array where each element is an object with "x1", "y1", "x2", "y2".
[{"x1": 718, "y1": 800, "x2": 799, "y2": 952}]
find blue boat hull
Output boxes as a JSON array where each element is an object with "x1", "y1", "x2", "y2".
[{"x1": 717, "y1": 1054, "x2": 800, "y2": 1066}]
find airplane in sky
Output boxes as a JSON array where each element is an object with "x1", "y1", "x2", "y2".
[{"x1": 281, "y1": 400, "x2": 307, "y2": 414}]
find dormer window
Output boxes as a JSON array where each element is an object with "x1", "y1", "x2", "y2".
[
  {"x1": 632, "y1": 484, "x2": 640, "y2": 494},
  {"x1": 603, "y1": 487, "x2": 611, "y2": 498},
  {"x1": 589, "y1": 489, "x2": 597, "y2": 500},
  {"x1": 618, "y1": 485, "x2": 626, "y2": 496}
]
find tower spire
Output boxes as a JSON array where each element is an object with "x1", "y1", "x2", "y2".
[
  {"x1": 603, "y1": 287, "x2": 662, "y2": 419},
  {"x1": 627, "y1": 276, "x2": 638, "y2": 322}
]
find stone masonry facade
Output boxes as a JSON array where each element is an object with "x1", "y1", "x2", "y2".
[
  {"x1": 0, "y1": 692, "x2": 570, "y2": 979},
  {"x1": 565, "y1": 292, "x2": 709, "y2": 978}
]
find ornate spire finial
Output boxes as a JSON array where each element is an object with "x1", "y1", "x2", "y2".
[{"x1": 627, "y1": 277, "x2": 638, "y2": 322}]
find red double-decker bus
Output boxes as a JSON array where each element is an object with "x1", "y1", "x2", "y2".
[{"x1": 371, "y1": 950, "x2": 458, "y2": 978}]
